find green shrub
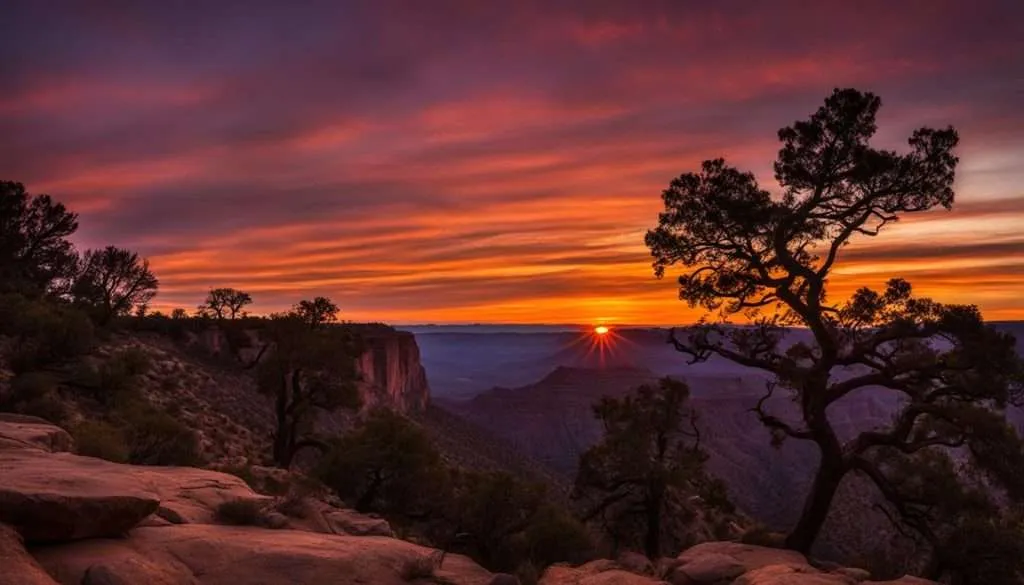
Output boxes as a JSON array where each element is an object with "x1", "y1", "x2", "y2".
[
  {"x1": 73, "y1": 420, "x2": 129, "y2": 463},
  {"x1": 216, "y1": 498, "x2": 267, "y2": 526},
  {"x1": 120, "y1": 407, "x2": 202, "y2": 466}
]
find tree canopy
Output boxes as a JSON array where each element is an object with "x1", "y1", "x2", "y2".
[
  {"x1": 0, "y1": 181, "x2": 79, "y2": 296},
  {"x1": 572, "y1": 378, "x2": 727, "y2": 558},
  {"x1": 72, "y1": 246, "x2": 159, "y2": 323},
  {"x1": 645, "y1": 87, "x2": 1024, "y2": 578},
  {"x1": 199, "y1": 287, "x2": 253, "y2": 319},
  {"x1": 257, "y1": 299, "x2": 361, "y2": 468}
]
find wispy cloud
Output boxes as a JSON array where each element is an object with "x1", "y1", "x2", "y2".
[{"x1": 1, "y1": 0, "x2": 1021, "y2": 323}]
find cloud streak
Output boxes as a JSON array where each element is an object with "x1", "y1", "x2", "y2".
[{"x1": 1, "y1": 0, "x2": 1022, "y2": 323}]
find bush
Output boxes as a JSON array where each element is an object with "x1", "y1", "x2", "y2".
[
  {"x1": 4, "y1": 372, "x2": 68, "y2": 424},
  {"x1": 215, "y1": 498, "x2": 267, "y2": 526},
  {"x1": 14, "y1": 392, "x2": 69, "y2": 426},
  {"x1": 0, "y1": 294, "x2": 95, "y2": 372},
  {"x1": 739, "y1": 524, "x2": 779, "y2": 546},
  {"x1": 120, "y1": 407, "x2": 202, "y2": 466},
  {"x1": 317, "y1": 409, "x2": 446, "y2": 517},
  {"x1": 400, "y1": 551, "x2": 443, "y2": 581},
  {"x1": 68, "y1": 348, "x2": 151, "y2": 408},
  {"x1": 73, "y1": 420, "x2": 129, "y2": 463}
]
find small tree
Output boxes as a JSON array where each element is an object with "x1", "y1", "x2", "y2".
[
  {"x1": 317, "y1": 409, "x2": 445, "y2": 516},
  {"x1": 200, "y1": 287, "x2": 253, "y2": 319},
  {"x1": 258, "y1": 300, "x2": 361, "y2": 468},
  {"x1": 72, "y1": 246, "x2": 158, "y2": 323},
  {"x1": 572, "y1": 378, "x2": 720, "y2": 558},
  {"x1": 645, "y1": 88, "x2": 1024, "y2": 554},
  {"x1": 171, "y1": 308, "x2": 188, "y2": 320},
  {"x1": 294, "y1": 296, "x2": 339, "y2": 327},
  {"x1": 0, "y1": 181, "x2": 79, "y2": 296}
]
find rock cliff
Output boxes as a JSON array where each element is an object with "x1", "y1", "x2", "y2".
[
  {"x1": 355, "y1": 329, "x2": 430, "y2": 413},
  {"x1": 186, "y1": 324, "x2": 429, "y2": 414}
]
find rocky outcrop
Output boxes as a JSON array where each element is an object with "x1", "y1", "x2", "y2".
[
  {"x1": 355, "y1": 330, "x2": 430, "y2": 412},
  {"x1": 0, "y1": 413, "x2": 74, "y2": 453},
  {"x1": 32, "y1": 525, "x2": 492, "y2": 585},
  {"x1": 187, "y1": 325, "x2": 430, "y2": 414},
  {"x1": 0, "y1": 448, "x2": 161, "y2": 543},
  {"x1": 0, "y1": 523, "x2": 59, "y2": 585},
  {"x1": 539, "y1": 544, "x2": 938, "y2": 585},
  {"x1": 0, "y1": 417, "x2": 493, "y2": 585}
]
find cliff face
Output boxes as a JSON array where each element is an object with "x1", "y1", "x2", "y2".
[
  {"x1": 185, "y1": 324, "x2": 429, "y2": 415},
  {"x1": 354, "y1": 330, "x2": 430, "y2": 413}
]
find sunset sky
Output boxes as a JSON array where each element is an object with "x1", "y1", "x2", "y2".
[{"x1": 2, "y1": 1, "x2": 1022, "y2": 324}]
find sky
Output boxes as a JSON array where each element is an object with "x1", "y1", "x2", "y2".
[{"x1": 2, "y1": 1, "x2": 1022, "y2": 324}]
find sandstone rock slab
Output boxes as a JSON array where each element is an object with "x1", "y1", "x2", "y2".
[
  {"x1": 33, "y1": 524, "x2": 493, "y2": 585},
  {"x1": 0, "y1": 450, "x2": 159, "y2": 543},
  {"x1": 540, "y1": 563, "x2": 664, "y2": 585},
  {"x1": 0, "y1": 415, "x2": 74, "y2": 453},
  {"x1": 0, "y1": 523, "x2": 59, "y2": 585},
  {"x1": 733, "y1": 564, "x2": 856, "y2": 585},
  {"x1": 677, "y1": 542, "x2": 808, "y2": 574}
]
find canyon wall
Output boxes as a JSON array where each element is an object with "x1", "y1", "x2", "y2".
[{"x1": 354, "y1": 330, "x2": 430, "y2": 413}]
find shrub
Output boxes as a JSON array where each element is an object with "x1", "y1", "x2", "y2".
[
  {"x1": 4, "y1": 372, "x2": 68, "y2": 424},
  {"x1": 316, "y1": 409, "x2": 445, "y2": 517},
  {"x1": 739, "y1": 524, "x2": 786, "y2": 548},
  {"x1": 120, "y1": 407, "x2": 202, "y2": 466},
  {"x1": 400, "y1": 551, "x2": 443, "y2": 581},
  {"x1": 73, "y1": 420, "x2": 129, "y2": 463},
  {"x1": 68, "y1": 348, "x2": 151, "y2": 408},
  {"x1": 275, "y1": 493, "x2": 309, "y2": 519},
  {"x1": 0, "y1": 294, "x2": 95, "y2": 372},
  {"x1": 14, "y1": 392, "x2": 69, "y2": 426},
  {"x1": 216, "y1": 498, "x2": 267, "y2": 526},
  {"x1": 220, "y1": 464, "x2": 258, "y2": 488}
]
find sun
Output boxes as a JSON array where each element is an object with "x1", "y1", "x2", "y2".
[{"x1": 594, "y1": 325, "x2": 610, "y2": 336}]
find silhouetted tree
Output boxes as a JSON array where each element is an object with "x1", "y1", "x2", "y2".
[
  {"x1": 257, "y1": 304, "x2": 360, "y2": 468},
  {"x1": 199, "y1": 287, "x2": 252, "y2": 319},
  {"x1": 317, "y1": 409, "x2": 445, "y2": 516},
  {"x1": 572, "y1": 378, "x2": 720, "y2": 558},
  {"x1": 72, "y1": 246, "x2": 158, "y2": 323},
  {"x1": 646, "y1": 88, "x2": 1024, "y2": 554},
  {"x1": 170, "y1": 308, "x2": 188, "y2": 320},
  {"x1": 0, "y1": 181, "x2": 79, "y2": 296},
  {"x1": 294, "y1": 296, "x2": 339, "y2": 328}
]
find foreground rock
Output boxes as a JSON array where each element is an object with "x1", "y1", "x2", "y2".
[
  {"x1": 540, "y1": 544, "x2": 939, "y2": 585},
  {"x1": 0, "y1": 448, "x2": 161, "y2": 543},
  {"x1": 0, "y1": 417, "x2": 269, "y2": 541},
  {"x1": 32, "y1": 524, "x2": 492, "y2": 585},
  {"x1": 0, "y1": 523, "x2": 59, "y2": 585},
  {"x1": 0, "y1": 414, "x2": 74, "y2": 453},
  {"x1": 540, "y1": 560, "x2": 662, "y2": 585}
]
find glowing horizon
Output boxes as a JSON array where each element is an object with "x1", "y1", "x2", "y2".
[{"x1": 2, "y1": 2, "x2": 1022, "y2": 324}]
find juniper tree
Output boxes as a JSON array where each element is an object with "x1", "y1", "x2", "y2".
[
  {"x1": 72, "y1": 246, "x2": 158, "y2": 323},
  {"x1": 645, "y1": 88, "x2": 1024, "y2": 554},
  {"x1": 257, "y1": 299, "x2": 361, "y2": 468},
  {"x1": 0, "y1": 181, "x2": 79, "y2": 296},
  {"x1": 572, "y1": 378, "x2": 725, "y2": 557}
]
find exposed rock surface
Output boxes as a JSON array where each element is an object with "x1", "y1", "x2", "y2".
[
  {"x1": 0, "y1": 523, "x2": 59, "y2": 585},
  {"x1": 32, "y1": 525, "x2": 491, "y2": 585},
  {"x1": 0, "y1": 414, "x2": 74, "y2": 453},
  {"x1": 540, "y1": 544, "x2": 938, "y2": 585},
  {"x1": 0, "y1": 447, "x2": 160, "y2": 543},
  {"x1": 355, "y1": 330, "x2": 430, "y2": 412}
]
